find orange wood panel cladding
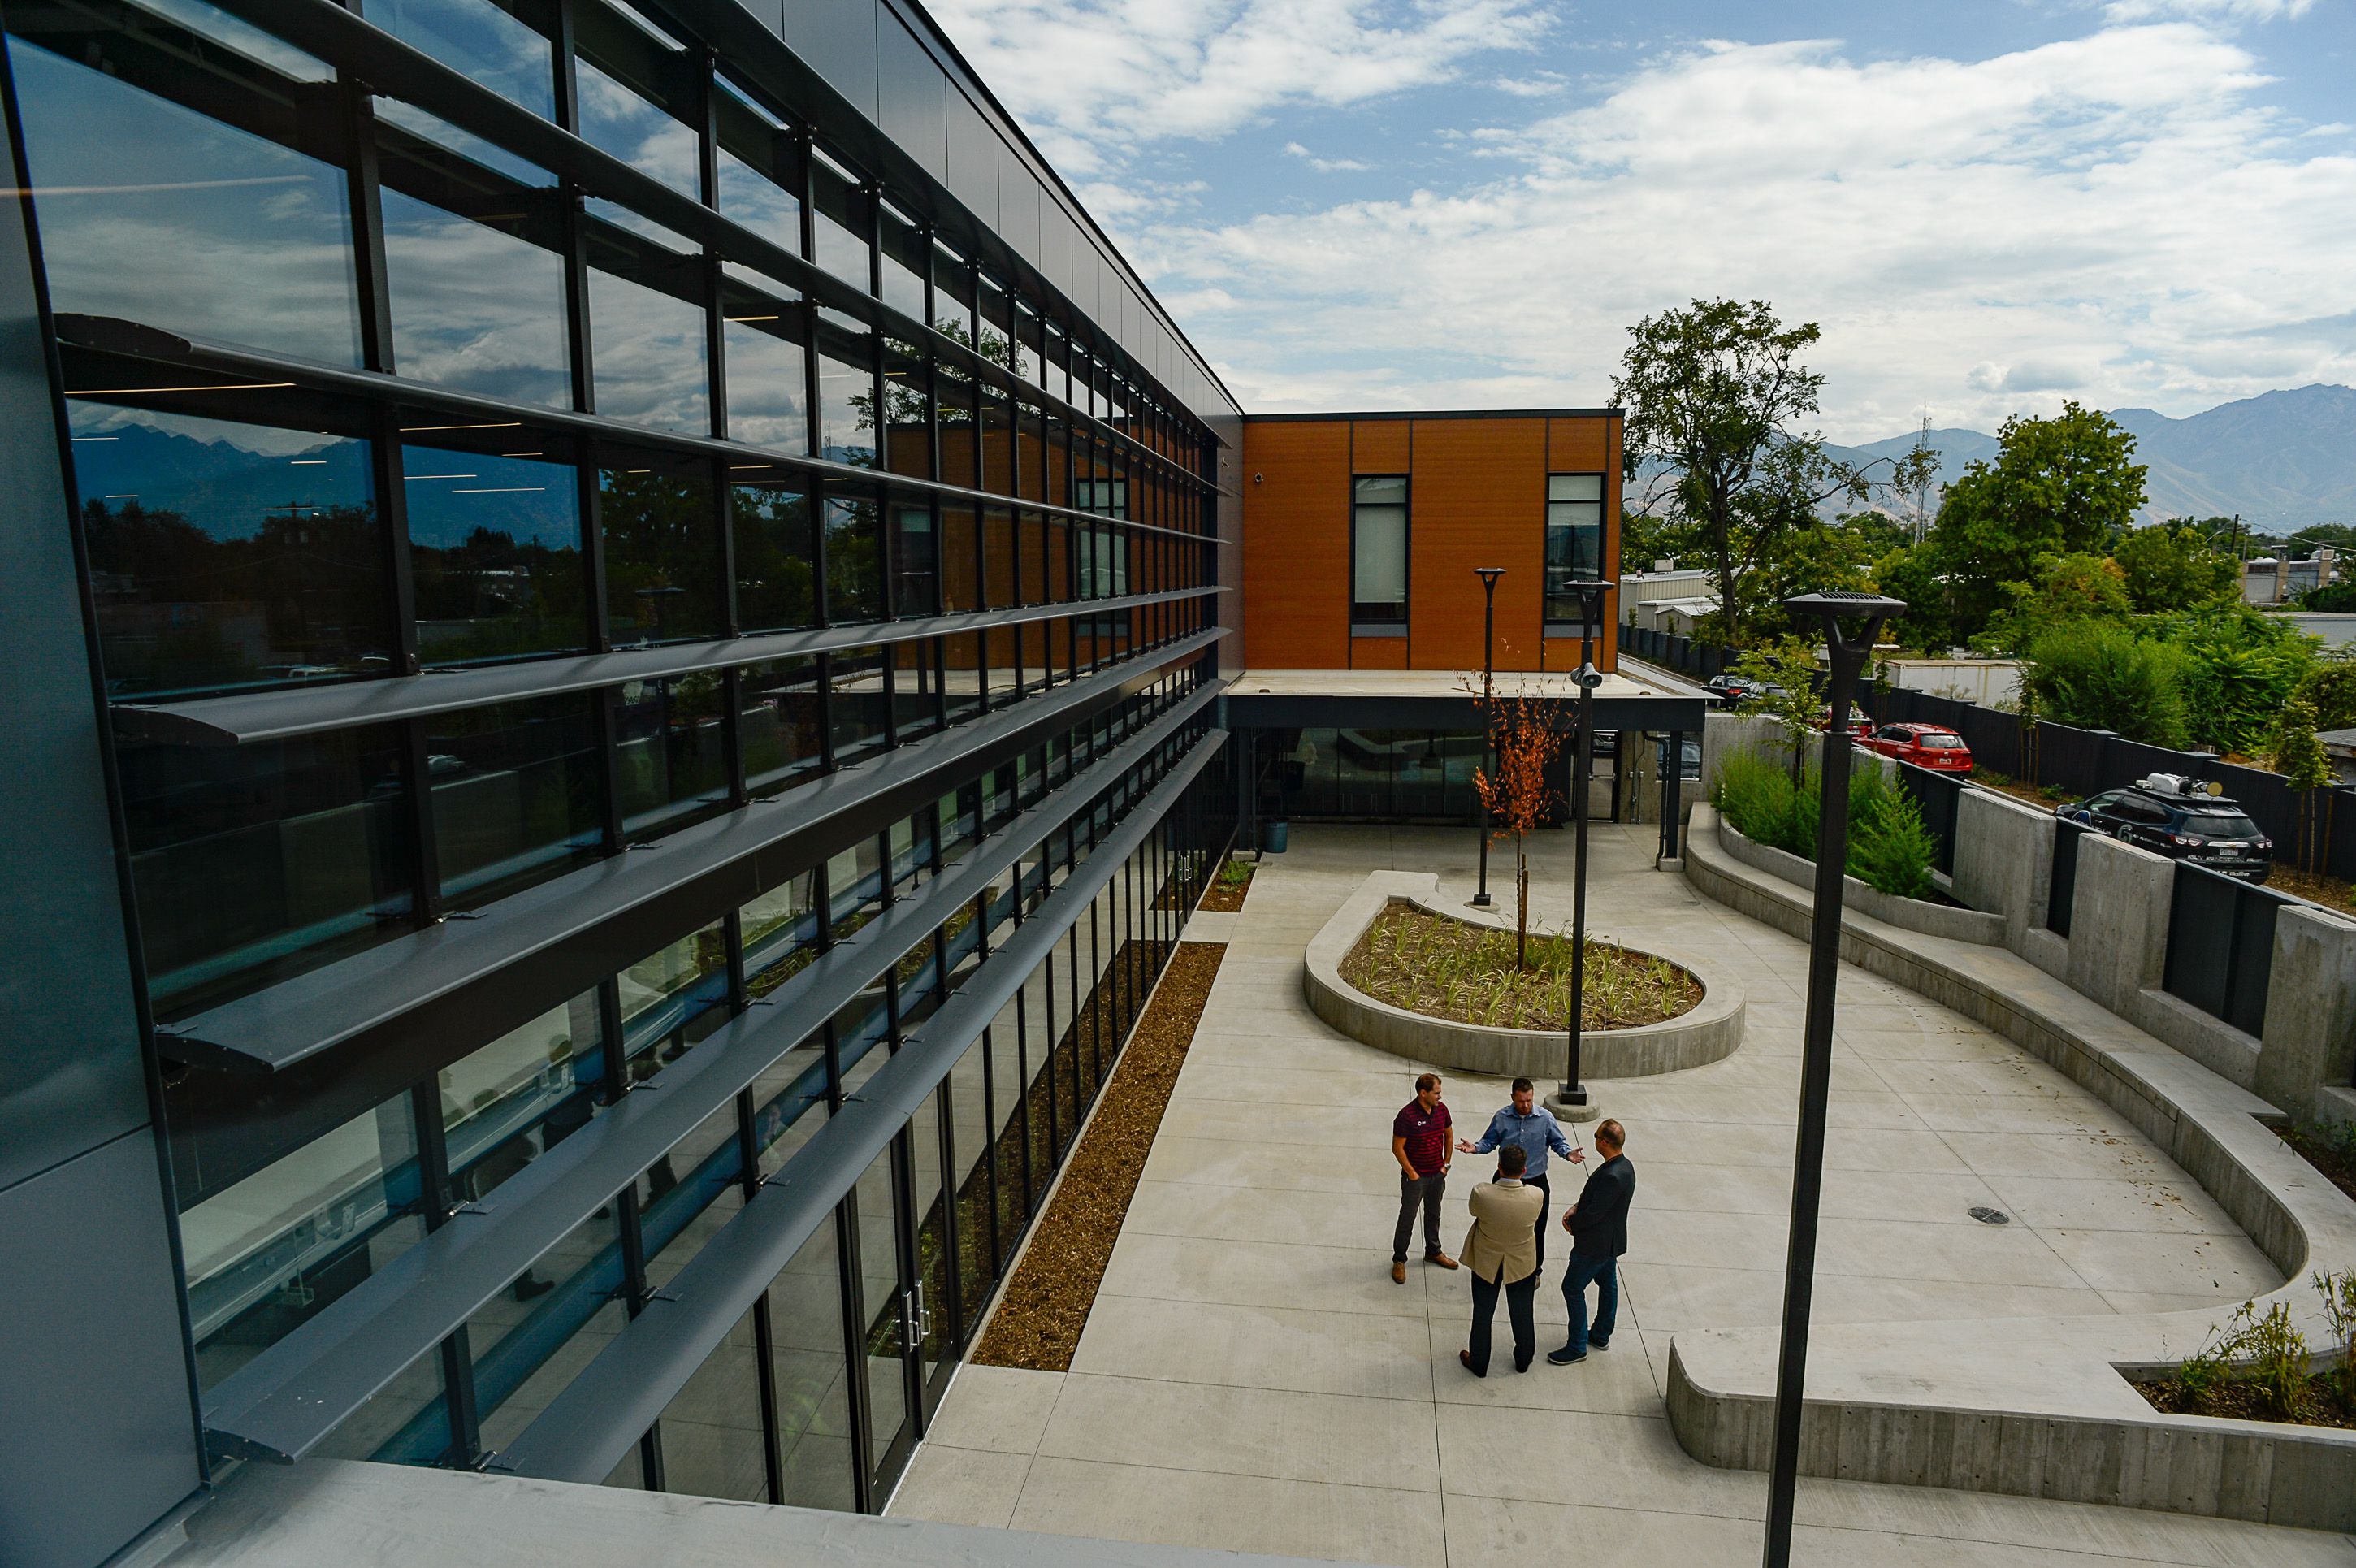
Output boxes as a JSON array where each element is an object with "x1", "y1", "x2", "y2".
[
  {"x1": 1242, "y1": 414, "x2": 1618, "y2": 672},
  {"x1": 1241, "y1": 419, "x2": 1351, "y2": 668},
  {"x1": 1407, "y1": 418, "x2": 1548, "y2": 670}
]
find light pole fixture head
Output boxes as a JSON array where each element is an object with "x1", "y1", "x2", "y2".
[
  {"x1": 1475, "y1": 566, "x2": 1505, "y2": 590},
  {"x1": 1784, "y1": 591, "x2": 1906, "y2": 657},
  {"x1": 1554, "y1": 575, "x2": 1616, "y2": 617}
]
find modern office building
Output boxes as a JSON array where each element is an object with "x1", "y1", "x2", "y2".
[{"x1": 0, "y1": 2, "x2": 1692, "y2": 1564}]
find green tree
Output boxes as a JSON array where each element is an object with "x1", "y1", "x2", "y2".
[
  {"x1": 1979, "y1": 552, "x2": 2131, "y2": 653},
  {"x1": 2112, "y1": 522, "x2": 2240, "y2": 613},
  {"x1": 1871, "y1": 544, "x2": 1952, "y2": 652},
  {"x1": 1730, "y1": 636, "x2": 1828, "y2": 781},
  {"x1": 2271, "y1": 696, "x2": 2333, "y2": 868},
  {"x1": 2289, "y1": 657, "x2": 2356, "y2": 732},
  {"x1": 1614, "y1": 298, "x2": 1934, "y2": 648},
  {"x1": 1745, "y1": 515, "x2": 1886, "y2": 641},
  {"x1": 2020, "y1": 620, "x2": 2191, "y2": 747},
  {"x1": 1927, "y1": 402, "x2": 2147, "y2": 640},
  {"x1": 2168, "y1": 606, "x2": 2319, "y2": 757}
]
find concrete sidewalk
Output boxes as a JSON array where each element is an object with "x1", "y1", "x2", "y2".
[{"x1": 890, "y1": 824, "x2": 2353, "y2": 1567}]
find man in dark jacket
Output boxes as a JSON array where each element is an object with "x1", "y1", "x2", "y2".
[{"x1": 1548, "y1": 1119, "x2": 1634, "y2": 1366}]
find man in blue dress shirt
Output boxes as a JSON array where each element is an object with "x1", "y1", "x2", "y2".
[{"x1": 1456, "y1": 1076, "x2": 1579, "y2": 1276}]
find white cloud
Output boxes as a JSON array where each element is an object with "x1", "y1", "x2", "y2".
[
  {"x1": 920, "y1": 0, "x2": 1554, "y2": 174},
  {"x1": 1110, "y1": 23, "x2": 2356, "y2": 436},
  {"x1": 1491, "y1": 70, "x2": 1570, "y2": 97},
  {"x1": 1284, "y1": 141, "x2": 1376, "y2": 172},
  {"x1": 2102, "y1": 0, "x2": 2315, "y2": 22}
]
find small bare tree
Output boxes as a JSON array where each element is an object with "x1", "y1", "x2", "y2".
[{"x1": 1471, "y1": 690, "x2": 1569, "y2": 971}]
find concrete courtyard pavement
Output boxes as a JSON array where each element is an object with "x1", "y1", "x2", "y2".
[{"x1": 890, "y1": 824, "x2": 2354, "y2": 1566}]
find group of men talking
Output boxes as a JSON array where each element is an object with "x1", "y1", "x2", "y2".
[{"x1": 1390, "y1": 1072, "x2": 1636, "y2": 1375}]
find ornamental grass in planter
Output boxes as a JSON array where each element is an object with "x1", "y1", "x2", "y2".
[
  {"x1": 1713, "y1": 747, "x2": 1940, "y2": 901},
  {"x1": 1339, "y1": 905, "x2": 1700, "y2": 1032}
]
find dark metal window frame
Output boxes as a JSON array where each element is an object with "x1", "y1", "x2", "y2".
[{"x1": 1348, "y1": 471, "x2": 1409, "y2": 635}]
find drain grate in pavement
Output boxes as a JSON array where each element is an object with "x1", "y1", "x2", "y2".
[{"x1": 1968, "y1": 1206, "x2": 2012, "y2": 1225}]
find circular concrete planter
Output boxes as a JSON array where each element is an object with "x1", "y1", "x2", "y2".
[{"x1": 1302, "y1": 870, "x2": 1745, "y2": 1081}]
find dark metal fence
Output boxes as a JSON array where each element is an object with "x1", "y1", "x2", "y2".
[
  {"x1": 2162, "y1": 860, "x2": 2288, "y2": 1037},
  {"x1": 1627, "y1": 622, "x2": 2356, "y2": 878},
  {"x1": 1895, "y1": 757, "x2": 1961, "y2": 877},
  {"x1": 2048, "y1": 818, "x2": 2085, "y2": 936}
]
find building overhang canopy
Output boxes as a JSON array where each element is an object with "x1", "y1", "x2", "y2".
[{"x1": 1219, "y1": 668, "x2": 1709, "y2": 732}]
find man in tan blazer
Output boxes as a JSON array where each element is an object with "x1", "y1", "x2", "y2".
[{"x1": 1457, "y1": 1143, "x2": 1545, "y2": 1376}]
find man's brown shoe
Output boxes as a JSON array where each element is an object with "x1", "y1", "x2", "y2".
[
  {"x1": 1427, "y1": 1251, "x2": 1459, "y2": 1270},
  {"x1": 1392, "y1": 1261, "x2": 1407, "y2": 1284}
]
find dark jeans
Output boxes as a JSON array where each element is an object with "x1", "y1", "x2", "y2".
[
  {"x1": 1467, "y1": 1268, "x2": 1538, "y2": 1375},
  {"x1": 1527, "y1": 1171, "x2": 1551, "y2": 1269},
  {"x1": 1393, "y1": 1169, "x2": 1446, "y2": 1262},
  {"x1": 1561, "y1": 1252, "x2": 1618, "y2": 1353}
]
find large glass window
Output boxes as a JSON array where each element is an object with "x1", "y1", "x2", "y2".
[
  {"x1": 738, "y1": 656, "x2": 823, "y2": 795},
  {"x1": 829, "y1": 646, "x2": 890, "y2": 764},
  {"x1": 1544, "y1": 472, "x2": 1607, "y2": 626},
  {"x1": 70, "y1": 405, "x2": 389, "y2": 697},
  {"x1": 823, "y1": 489, "x2": 886, "y2": 623},
  {"x1": 713, "y1": 77, "x2": 801, "y2": 254},
  {"x1": 721, "y1": 287, "x2": 811, "y2": 454},
  {"x1": 380, "y1": 183, "x2": 571, "y2": 406},
  {"x1": 429, "y1": 694, "x2": 605, "y2": 907},
  {"x1": 765, "y1": 1213, "x2": 857, "y2": 1510},
  {"x1": 406, "y1": 446, "x2": 587, "y2": 665},
  {"x1": 180, "y1": 1093, "x2": 426, "y2": 1393},
  {"x1": 1350, "y1": 474, "x2": 1408, "y2": 629},
  {"x1": 588, "y1": 245, "x2": 710, "y2": 435},
  {"x1": 441, "y1": 992, "x2": 604, "y2": 1199},
  {"x1": 620, "y1": 920, "x2": 730, "y2": 1068},
  {"x1": 732, "y1": 482, "x2": 816, "y2": 631},
  {"x1": 119, "y1": 725, "x2": 412, "y2": 1016},
  {"x1": 9, "y1": 34, "x2": 362, "y2": 366},
  {"x1": 362, "y1": 0, "x2": 554, "y2": 119},
  {"x1": 816, "y1": 310, "x2": 877, "y2": 468},
  {"x1": 574, "y1": 49, "x2": 699, "y2": 198},
  {"x1": 601, "y1": 461, "x2": 720, "y2": 644},
  {"x1": 614, "y1": 674, "x2": 729, "y2": 836},
  {"x1": 810, "y1": 149, "x2": 872, "y2": 291}
]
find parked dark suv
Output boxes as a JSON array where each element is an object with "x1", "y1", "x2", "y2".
[{"x1": 2056, "y1": 774, "x2": 2273, "y2": 884}]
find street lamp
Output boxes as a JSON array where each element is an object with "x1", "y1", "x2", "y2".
[
  {"x1": 1760, "y1": 590, "x2": 1905, "y2": 1568},
  {"x1": 1548, "y1": 576, "x2": 1613, "y2": 1120},
  {"x1": 1471, "y1": 566, "x2": 1505, "y2": 907}
]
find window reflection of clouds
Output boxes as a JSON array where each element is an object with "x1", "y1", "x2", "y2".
[
  {"x1": 377, "y1": 98, "x2": 553, "y2": 189},
  {"x1": 381, "y1": 187, "x2": 570, "y2": 406},
  {"x1": 576, "y1": 56, "x2": 699, "y2": 198},
  {"x1": 723, "y1": 320, "x2": 809, "y2": 453},
  {"x1": 132, "y1": 0, "x2": 332, "y2": 80},
  {"x1": 589, "y1": 266, "x2": 708, "y2": 435},
  {"x1": 359, "y1": 0, "x2": 552, "y2": 119},
  {"x1": 10, "y1": 41, "x2": 362, "y2": 366}
]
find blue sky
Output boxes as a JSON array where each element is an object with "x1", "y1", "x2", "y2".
[{"x1": 926, "y1": 0, "x2": 2356, "y2": 440}]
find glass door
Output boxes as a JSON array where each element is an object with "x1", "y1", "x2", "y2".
[
  {"x1": 909, "y1": 1086, "x2": 958, "y2": 1406},
  {"x1": 849, "y1": 1136, "x2": 916, "y2": 1501}
]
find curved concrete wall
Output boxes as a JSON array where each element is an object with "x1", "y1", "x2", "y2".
[
  {"x1": 1676, "y1": 805, "x2": 2356, "y2": 1530},
  {"x1": 1714, "y1": 816, "x2": 2007, "y2": 946},
  {"x1": 1301, "y1": 871, "x2": 1745, "y2": 1081}
]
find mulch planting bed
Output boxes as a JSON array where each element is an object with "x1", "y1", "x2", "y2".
[
  {"x1": 2133, "y1": 1375, "x2": 2356, "y2": 1430},
  {"x1": 1197, "y1": 857, "x2": 1254, "y2": 912},
  {"x1": 972, "y1": 941, "x2": 1227, "y2": 1371},
  {"x1": 1340, "y1": 905, "x2": 1700, "y2": 1032},
  {"x1": 2279, "y1": 1123, "x2": 2356, "y2": 1206}
]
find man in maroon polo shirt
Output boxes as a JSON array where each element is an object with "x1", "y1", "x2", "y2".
[{"x1": 1390, "y1": 1072, "x2": 1458, "y2": 1284}]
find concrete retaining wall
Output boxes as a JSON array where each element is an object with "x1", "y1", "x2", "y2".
[
  {"x1": 1676, "y1": 805, "x2": 2356, "y2": 1530},
  {"x1": 1301, "y1": 871, "x2": 1745, "y2": 1081}
]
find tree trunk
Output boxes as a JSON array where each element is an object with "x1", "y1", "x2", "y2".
[{"x1": 1514, "y1": 843, "x2": 1530, "y2": 972}]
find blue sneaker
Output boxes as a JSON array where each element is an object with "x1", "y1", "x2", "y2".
[{"x1": 1546, "y1": 1345, "x2": 1587, "y2": 1366}]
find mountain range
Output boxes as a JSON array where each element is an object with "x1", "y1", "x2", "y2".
[{"x1": 1824, "y1": 383, "x2": 2356, "y2": 537}]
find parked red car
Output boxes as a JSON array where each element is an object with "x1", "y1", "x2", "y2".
[{"x1": 1856, "y1": 722, "x2": 1973, "y2": 773}]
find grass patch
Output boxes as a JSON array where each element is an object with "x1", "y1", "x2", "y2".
[
  {"x1": 1339, "y1": 904, "x2": 1700, "y2": 1032},
  {"x1": 1197, "y1": 855, "x2": 1255, "y2": 912}
]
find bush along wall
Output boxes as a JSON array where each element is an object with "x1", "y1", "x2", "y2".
[{"x1": 1713, "y1": 747, "x2": 1938, "y2": 899}]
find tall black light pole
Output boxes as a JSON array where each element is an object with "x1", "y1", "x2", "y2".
[
  {"x1": 1761, "y1": 590, "x2": 1903, "y2": 1568},
  {"x1": 1551, "y1": 576, "x2": 1613, "y2": 1117},
  {"x1": 1471, "y1": 566, "x2": 1505, "y2": 907}
]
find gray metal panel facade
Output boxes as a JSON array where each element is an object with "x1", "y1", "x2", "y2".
[
  {"x1": 0, "y1": 1133, "x2": 203, "y2": 1568},
  {"x1": 0, "y1": 98, "x2": 204, "y2": 1566},
  {"x1": 784, "y1": 0, "x2": 880, "y2": 120},
  {"x1": 874, "y1": 9, "x2": 948, "y2": 184}
]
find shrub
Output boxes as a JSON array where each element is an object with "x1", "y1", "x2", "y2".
[
  {"x1": 1714, "y1": 747, "x2": 1938, "y2": 898},
  {"x1": 1847, "y1": 786, "x2": 1938, "y2": 899},
  {"x1": 2022, "y1": 620, "x2": 2192, "y2": 748},
  {"x1": 2318, "y1": 1268, "x2": 2356, "y2": 1406}
]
